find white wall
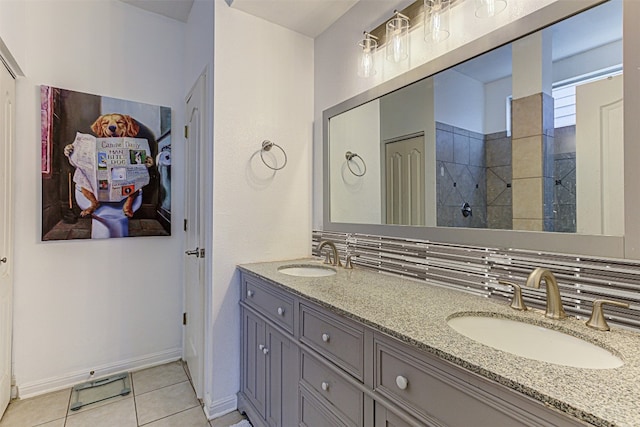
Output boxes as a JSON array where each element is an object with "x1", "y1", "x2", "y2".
[
  {"x1": 330, "y1": 100, "x2": 381, "y2": 224},
  {"x1": 8, "y1": 0, "x2": 186, "y2": 397},
  {"x1": 553, "y1": 40, "x2": 622, "y2": 83},
  {"x1": 0, "y1": 0, "x2": 26, "y2": 74},
  {"x1": 314, "y1": 0, "x2": 557, "y2": 228},
  {"x1": 209, "y1": 0, "x2": 313, "y2": 417},
  {"x1": 434, "y1": 70, "x2": 484, "y2": 133},
  {"x1": 485, "y1": 76, "x2": 512, "y2": 134}
]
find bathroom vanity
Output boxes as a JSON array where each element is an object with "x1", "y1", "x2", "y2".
[{"x1": 237, "y1": 259, "x2": 640, "y2": 427}]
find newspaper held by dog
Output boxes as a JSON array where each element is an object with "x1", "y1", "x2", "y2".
[{"x1": 68, "y1": 132, "x2": 151, "y2": 202}]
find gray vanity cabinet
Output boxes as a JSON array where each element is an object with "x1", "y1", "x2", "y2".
[
  {"x1": 373, "y1": 334, "x2": 588, "y2": 427},
  {"x1": 374, "y1": 404, "x2": 415, "y2": 427},
  {"x1": 242, "y1": 309, "x2": 267, "y2": 418},
  {"x1": 239, "y1": 276, "x2": 299, "y2": 427},
  {"x1": 238, "y1": 271, "x2": 590, "y2": 427}
]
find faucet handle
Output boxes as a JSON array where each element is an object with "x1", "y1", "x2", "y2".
[
  {"x1": 586, "y1": 299, "x2": 629, "y2": 331},
  {"x1": 344, "y1": 255, "x2": 355, "y2": 269},
  {"x1": 498, "y1": 280, "x2": 528, "y2": 311}
]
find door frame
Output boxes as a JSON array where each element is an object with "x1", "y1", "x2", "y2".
[{"x1": 0, "y1": 40, "x2": 21, "y2": 417}]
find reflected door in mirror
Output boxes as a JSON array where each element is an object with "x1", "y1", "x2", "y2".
[{"x1": 385, "y1": 135, "x2": 426, "y2": 225}]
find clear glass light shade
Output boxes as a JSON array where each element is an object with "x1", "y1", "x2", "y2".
[
  {"x1": 475, "y1": 0, "x2": 507, "y2": 18},
  {"x1": 386, "y1": 13, "x2": 410, "y2": 63},
  {"x1": 357, "y1": 37, "x2": 378, "y2": 78},
  {"x1": 424, "y1": 0, "x2": 451, "y2": 43}
]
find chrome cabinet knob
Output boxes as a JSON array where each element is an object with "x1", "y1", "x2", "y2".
[
  {"x1": 321, "y1": 381, "x2": 330, "y2": 391},
  {"x1": 277, "y1": 307, "x2": 285, "y2": 316},
  {"x1": 259, "y1": 344, "x2": 265, "y2": 351},
  {"x1": 0, "y1": 257, "x2": 6, "y2": 264},
  {"x1": 321, "y1": 333, "x2": 330, "y2": 343},
  {"x1": 395, "y1": 375, "x2": 409, "y2": 390},
  {"x1": 263, "y1": 347, "x2": 269, "y2": 355},
  {"x1": 247, "y1": 290, "x2": 254, "y2": 298}
]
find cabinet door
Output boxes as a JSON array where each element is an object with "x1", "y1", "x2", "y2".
[
  {"x1": 243, "y1": 310, "x2": 267, "y2": 418},
  {"x1": 265, "y1": 325, "x2": 298, "y2": 427}
]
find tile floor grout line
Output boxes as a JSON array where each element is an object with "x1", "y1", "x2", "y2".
[
  {"x1": 63, "y1": 386, "x2": 72, "y2": 427},
  {"x1": 133, "y1": 378, "x2": 191, "y2": 398},
  {"x1": 132, "y1": 373, "x2": 141, "y2": 427},
  {"x1": 136, "y1": 404, "x2": 203, "y2": 427}
]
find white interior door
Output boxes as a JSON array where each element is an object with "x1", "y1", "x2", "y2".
[
  {"x1": 385, "y1": 135, "x2": 426, "y2": 226},
  {"x1": 0, "y1": 61, "x2": 16, "y2": 417},
  {"x1": 183, "y1": 73, "x2": 206, "y2": 398},
  {"x1": 576, "y1": 75, "x2": 624, "y2": 235}
]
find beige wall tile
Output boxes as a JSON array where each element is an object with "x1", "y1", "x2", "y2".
[
  {"x1": 513, "y1": 218, "x2": 544, "y2": 231},
  {"x1": 512, "y1": 93, "x2": 542, "y2": 139},
  {"x1": 512, "y1": 136, "x2": 543, "y2": 179},
  {"x1": 512, "y1": 177, "x2": 543, "y2": 219}
]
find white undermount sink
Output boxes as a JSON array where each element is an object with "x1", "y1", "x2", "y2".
[
  {"x1": 277, "y1": 264, "x2": 337, "y2": 277},
  {"x1": 447, "y1": 315, "x2": 623, "y2": 369}
]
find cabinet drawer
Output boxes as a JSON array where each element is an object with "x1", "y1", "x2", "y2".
[
  {"x1": 299, "y1": 383, "x2": 348, "y2": 427},
  {"x1": 300, "y1": 305, "x2": 364, "y2": 381},
  {"x1": 301, "y1": 351, "x2": 363, "y2": 427},
  {"x1": 243, "y1": 276, "x2": 294, "y2": 333},
  {"x1": 375, "y1": 337, "x2": 539, "y2": 427}
]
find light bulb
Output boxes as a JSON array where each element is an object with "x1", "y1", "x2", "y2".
[
  {"x1": 393, "y1": 33, "x2": 402, "y2": 62},
  {"x1": 357, "y1": 33, "x2": 377, "y2": 78},
  {"x1": 386, "y1": 11, "x2": 410, "y2": 63},
  {"x1": 360, "y1": 51, "x2": 373, "y2": 77}
]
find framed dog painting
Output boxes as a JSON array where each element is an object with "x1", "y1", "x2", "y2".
[{"x1": 40, "y1": 85, "x2": 172, "y2": 240}]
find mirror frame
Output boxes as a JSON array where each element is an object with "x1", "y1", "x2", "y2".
[{"x1": 323, "y1": 0, "x2": 640, "y2": 259}]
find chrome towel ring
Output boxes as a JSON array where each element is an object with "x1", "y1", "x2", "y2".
[
  {"x1": 345, "y1": 151, "x2": 366, "y2": 177},
  {"x1": 260, "y1": 140, "x2": 287, "y2": 171}
]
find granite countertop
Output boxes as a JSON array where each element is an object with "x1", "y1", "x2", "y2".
[{"x1": 238, "y1": 258, "x2": 640, "y2": 427}]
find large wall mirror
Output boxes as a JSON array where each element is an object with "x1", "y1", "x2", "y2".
[{"x1": 323, "y1": 0, "x2": 640, "y2": 259}]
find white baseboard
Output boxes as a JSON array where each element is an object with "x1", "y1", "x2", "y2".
[
  {"x1": 204, "y1": 393, "x2": 237, "y2": 420},
  {"x1": 18, "y1": 347, "x2": 182, "y2": 399}
]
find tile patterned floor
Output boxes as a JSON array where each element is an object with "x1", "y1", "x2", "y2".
[{"x1": 0, "y1": 361, "x2": 248, "y2": 427}]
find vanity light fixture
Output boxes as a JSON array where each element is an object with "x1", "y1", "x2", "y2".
[
  {"x1": 475, "y1": 0, "x2": 507, "y2": 18},
  {"x1": 386, "y1": 10, "x2": 410, "y2": 63},
  {"x1": 424, "y1": 0, "x2": 451, "y2": 43},
  {"x1": 357, "y1": 32, "x2": 378, "y2": 78}
]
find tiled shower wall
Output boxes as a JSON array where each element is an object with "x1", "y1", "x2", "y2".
[
  {"x1": 485, "y1": 131, "x2": 513, "y2": 230},
  {"x1": 436, "y1": 121, "x2": 577, "y2": 232},
  {"x1": 554, "y1": 125, "x2": 577, "y2": 233},
  {"x1": 435, "y1": 122, "x2": 487, "y2": 228},
  {"x1": 312, "y1": 230, "x2": 640, "y2": 332}
]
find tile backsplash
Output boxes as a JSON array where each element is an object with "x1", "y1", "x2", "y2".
[{"x1": 313, "y1": 230, "x2": 640, "y2": 332}]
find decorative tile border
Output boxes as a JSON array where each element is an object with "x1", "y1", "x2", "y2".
[{"x1": 312, "y1": 230, "x2": 640, "y2": 332}]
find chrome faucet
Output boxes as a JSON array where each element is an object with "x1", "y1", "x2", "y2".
[
  {"x1": 526, "y1": 268, "x2": 566, "y2": 319},
  {"x1": 318, "y1": 240, "x2": 342, "y2": 267}
]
